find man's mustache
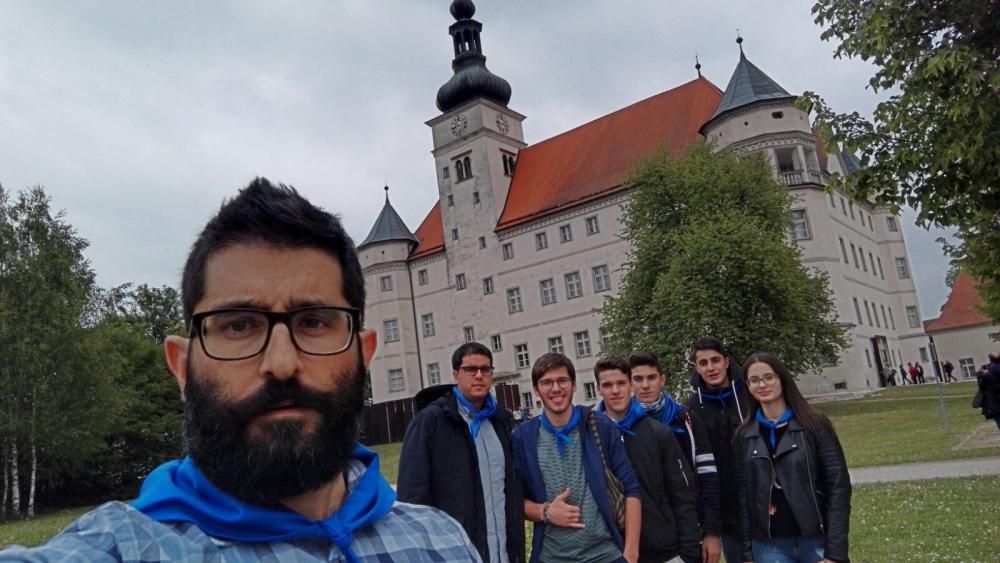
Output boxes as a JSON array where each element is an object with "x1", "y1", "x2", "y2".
[{"x1": 225, "y1": 379, "x2": 336, "y2": 420}]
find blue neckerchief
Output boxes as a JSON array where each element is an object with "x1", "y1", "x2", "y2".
[
  {"x1": 755, "y1": 408, "x2": 795, "y2": 449},
  {"x1": 453, "y1": 386, "x2": 497, "y2": 438},
  {"x1": 640, "y1": 391, "x2": 683, "y2": 427},
  {"x1": 596, "y1": 397, "x2": 645, "y2": 436},
  {"x1": 700, "y1": 380, "x2": 743, "y2": 402},
  {"x1": 131, "y1": 444, "x2": 396, "y2": 563},
  {"x1": 540, "y1": 407, "x2": 581, "y2": 456}
]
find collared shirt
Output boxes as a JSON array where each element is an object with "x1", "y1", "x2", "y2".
[
  {"x1": 459, "y1": 401, "x2": 509, "y2": 563},
  {"x1": 0, "y1": 459, "x2": 482, "y2": 563}
]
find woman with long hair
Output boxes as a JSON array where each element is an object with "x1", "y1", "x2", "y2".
[{"x1": 734, "y1": 353, "x2": 851, "y2": 563}]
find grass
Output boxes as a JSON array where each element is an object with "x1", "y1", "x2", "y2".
[
  {"x1": 850, "y1": 476, "x2": 1000, "y2": 562},
  {"x1": 369, "y1": 441, "x2": 402, "y2": 482},
  {"x1": 815, "y1": 380, "x2": 1000, "y2": 467},
  {"x1": 0, "y1": 506, "x2": 92, "y2": 548}
]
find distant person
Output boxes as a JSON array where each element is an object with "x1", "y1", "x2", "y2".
[
  {"x1": 736, "y1": 353, "x2": 851, "y2": 563},
  {"x1": 0, "y1": 180, "x2": 479, "y2": 561},
  {"x1": 907, "y1": 363, "x2": 920, "y2": 384},
  {"x1": 886, "y1": 367, "x2": 897, "y2": 387},
  {"x1": 685, "y1": 337, "x2": 749, "y2": 563},
  {"x1": 397, "y1": 342, "x2": 524, "y2": 563},
  {"x1": 595, "y1": 356, "x2": 702, "y2": 563},
  {"x1": 630, "y1": 352, "x2": 722, "y2": 563},
  {"x1": 915, "y1": 362, "x2": 926, "y2": 384},
  {"x1": 899, "y1": 363, "x2": 911, "y2": 385},
  {"x1": 512, "y1": 352, "x2": 642, "y2": 563},
  {"x1": 978, "y1": 354, "x2": 1000, "y2": 431},
  {"x1": 942, "y1": 360, "x2": 957, "y2": 383}
]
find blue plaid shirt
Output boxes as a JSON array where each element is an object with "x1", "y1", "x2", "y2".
[{"x1": 0, "y1": 460, "x2": 481, "y2": 563}]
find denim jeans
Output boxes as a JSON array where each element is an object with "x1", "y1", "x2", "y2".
[{"x1": 751, "y1": 536, "x2": 825, "y2": 563}]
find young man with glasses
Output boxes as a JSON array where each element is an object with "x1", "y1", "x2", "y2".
[
  {"x1": 398, "y1": 342, "x2": 525, "y2": 563},
  {"x1": 1, "y1": 179, "x2": 479, "y2": 561},
  {"x1": 512, "y1": 352, "x2": 642, "y2": 563}
]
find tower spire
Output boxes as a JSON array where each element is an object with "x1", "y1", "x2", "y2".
[
  {"x1": 736, "y1": 30, "x2": 744, "y2": 55},
  {"x1": 435, "y1": 0, "x2": 512, "y2": 113},
  {"x1": 695, "y1": 54, "x2": 702, "y2": 78}
]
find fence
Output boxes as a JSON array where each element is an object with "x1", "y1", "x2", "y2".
[{"x1": 359, "y1": 383, "x2": 522, "y2": 446}]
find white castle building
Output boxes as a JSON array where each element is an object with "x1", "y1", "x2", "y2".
[{"x1": 359, "y1": 0, "x2": 927, "y2": 408}]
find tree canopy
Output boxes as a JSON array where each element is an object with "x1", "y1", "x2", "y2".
[{"x1": 601, "y1": 145, "x2": 848, "y2": 387}]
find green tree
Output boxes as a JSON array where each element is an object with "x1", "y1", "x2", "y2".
[
  {"x1": 601, "y1": 145, "x2": 848, "y2": 388},
  {"x1": 802, "y1": 0, "x2": 1000, "y2": 319}
]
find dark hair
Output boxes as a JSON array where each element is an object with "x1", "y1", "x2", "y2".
[
  {"x1": 691, "y1": 337, "x2": 726, "y2": 361},
  {"x1": 531, "y1": 352, "x2": 576, "y2": 387},
  {"x1": 628, "y1": 351, "x2": 662, "y2": 373},
  {"x1": 593, "y1": 356, "x2": 631, "y2": 384},
  {"x1": 180, "y1": 178, "x2": 365, "y2": 329},
  {"x1": 989, "y1": 353, "x2": 999, "y2": 363},
  {"x1": 738, "y1": 352, "x2": 832, "y2": 438},
  {"x1": 452, "y1": 342, "x2": 493, "y2": 371}
]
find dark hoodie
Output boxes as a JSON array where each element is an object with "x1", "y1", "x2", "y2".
[{"x1": 686, "y1": 358, "x2": 750, "y2": 538}]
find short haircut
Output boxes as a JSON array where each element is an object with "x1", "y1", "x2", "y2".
[
  {"x1": 451, "y1": 342, "x2": 493, "y2": 371},
  {"x1": 531, "y1": 352, "x2": 576, "y2": 387},
  {"x1": 593, "y1": 357, "x2": 631, "y2": 384},
  {"x1": 989, "y1": 353, "x2": 999, "y2": 364},
  {"x1": 180, "y1": 178, "x2": 365, "y2": 329},
  {"x1": 691, "y1": 337, "x2": 726, "y2": 361},
  {"x1": 628, "y1": 351, "x2": 662, "y2": 373}
]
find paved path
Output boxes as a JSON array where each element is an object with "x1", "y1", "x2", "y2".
[{"x1": 850, "y1": 457, "x2": 1000, "y2": 484}]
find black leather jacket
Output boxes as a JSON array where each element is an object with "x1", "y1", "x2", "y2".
[{"x1": 736, "y1": 417, "x2": 852, "y2": 562}]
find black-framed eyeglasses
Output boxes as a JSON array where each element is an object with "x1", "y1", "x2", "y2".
[{"x1": 190, "y1": 306, "x2": 361, "y2": 361}]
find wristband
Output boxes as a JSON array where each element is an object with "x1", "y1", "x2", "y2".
[{"x1": 542, "y1": 501, "x2": 551, "y2": 524}]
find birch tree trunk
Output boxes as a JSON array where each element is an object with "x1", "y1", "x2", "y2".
[
  {"x1": 27, "y1": 396, "x2": 36, "y2": 518},
  {"x1": 9, "y1": 438, "x2": 20, "y2": 518},
  {"x1": 1, "y1": 438, "x2": 8, "y2": 521}
]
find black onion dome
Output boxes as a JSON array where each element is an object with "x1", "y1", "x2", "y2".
[{"x1": 435, "y1": 0, "x2": 512, "y2": 113}]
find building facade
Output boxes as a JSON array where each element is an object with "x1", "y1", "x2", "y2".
[
  {"x1": 359, "y1": 0, "x2": 928, "y2": 407},
  {"x1": 926, "y1": 272, "x2": 999, "y2": 379}
]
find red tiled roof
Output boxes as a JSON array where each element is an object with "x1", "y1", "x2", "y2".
[
  {"x1": 926, "y1": 272, "x2": 992, "y2": 332},
  {"x1": 496, "y1": 77, "x2": 723, "y2": 229},
  {"x1": 410, "y1": 202, "x2": 444, "y2": 258}
]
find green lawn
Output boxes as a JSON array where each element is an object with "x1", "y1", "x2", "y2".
[
  {"x1": 369, "y1": 441, "x2": 402, "y2": 483},
  {"x1": 815, "y1": 380, "x2": 1000, "y2": 467},
  {"x1": 0, "y1": 506, "x2": 92, "y2": 549}
]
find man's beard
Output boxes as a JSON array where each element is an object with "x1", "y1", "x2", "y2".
[{"x1": 182, "y1": 352, "x2": 365, "y2": 505}]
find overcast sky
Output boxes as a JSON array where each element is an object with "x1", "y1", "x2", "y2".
[{"x1": 0, "y1": 1, "x2": 954, "y2": 319}]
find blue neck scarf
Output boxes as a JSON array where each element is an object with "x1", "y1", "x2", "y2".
[
  {"x1": 701, "y1": 380, "x2": 743, "y2": 402},
  {"x1": 131, "y1": 444, "x2": 396, "y2": 563},
  {"x1": 596, "y1": 397, "x2": 646, "y2": 436},
  {"x1": 755, "y1": 408, "x2": 795, "y2": 449},
  {"x1": 640, "y1": 391, "x2": 683, "y2": 426},
  {"x1": 453, "y1": 386, "x2": 497, "y2": 439},
  {"x1": 540, "y1": 407, "x2": 581, "y2": 456}
]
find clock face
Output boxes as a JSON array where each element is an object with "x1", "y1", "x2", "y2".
[
  {"x1": 495, "y1": 113, "x2": 510, "y2": 135},
  {"x1": 450, "y1": 114, "x2": 468, "y2": 137}
]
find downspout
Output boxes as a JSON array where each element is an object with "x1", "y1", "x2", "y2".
[{"x1": 407, "y1": 248, "x2": 426, "y2": 390}]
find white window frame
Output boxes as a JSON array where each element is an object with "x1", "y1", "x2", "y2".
[
  {"x1": 417, "y1": 269, "x2": 428, "y2": 286},
  {"x1": 483, "y1": 277, "x2": 495, "y2": 295},
  {"x1": 380, "y1": 275, "x2": 393, "y2": 292},
  {"x1": 593, "y1": 265, "x2": 611, "y2": 292},
  {"x1": 559, "y1": 224, "x2": 573, "y2": 243},
  {"x1": 456, "y1": 273, "x2": 467, "y2": 290},
  {"x1": 895, "y1": 257, "x2": 911, "y2": 280},
  {"x1": 507, "y1": 287, "x2": 523, "y2": 313},
  {"x1": 565, "y1": 271, "x2": 583, "y2": 299},
  {"x1": 388, "y1": 369, "x2": 405, "y2": 392},
  {"x1": 548, "y1": 336, "x2": 564, "y2": 354},
  {"x1": 585, "y1": 216, "x2": 600, "y2": 235},
  {"x1": 789, "y1": 209, "x2": 811, "y2": 240},
  {"x1": 906, "y1": 305, "x2": 920, "y2": 329},
  {"x1": 428, "y1": 363, "x2": 441, "y2": 385},
  {"x1": 515, "y1": 344, "x2": 530, "y2": 369},
  {"x1": 464, "y1": 326, "x2": 475, "y2": 343},
  {"x1": 384, "y1": 319, "x2": 400, "y2": 343},
  {"x1": 599, "y1": 326, "x2": 612, "y2": 351},
  {"x1": 584, "y1": 382, "x2": 597, "y2": 401},
  {"x1": 502, "y1": 243, "x2": 514, "y2": 260},
  {"x1": 478, "y1": 236, "x2": 487, "y2": 249},
  {"x1": 574, "y1": 330, "x2": 592, "y2": 358},
  {"x1": 535, "y1": 232, "x2": 548, "y2": 250},
  {"x1": 886, "y1": 217, "x2": 899, "y2": 232},
  {"x1": 491, "y1": 334, "x2": 503, "y2": 352},
  {"x1": 959, "y1": 357, "x2": 976, "y2": 378},
  {"x1": 421, "y1": 313, "x2": 435, "y2": 337},
  {"x1": 540, "y1": 278, "x2": 557, "y2": 306}
]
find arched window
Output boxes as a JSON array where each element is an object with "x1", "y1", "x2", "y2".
[
  {"x1": 502, "y1": 155, "x2": 510, "y2": 176},
  {"x1": 463, "y1": 157, "x2": 472, "y2": 178},
  {"x1": 456, "y1": 162, "x2": 465, "y2": 181}
]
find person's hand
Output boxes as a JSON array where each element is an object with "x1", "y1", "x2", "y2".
[
  {"x1": 547, "y1": 488, "x2": 584, "y2": 528},
  {"x1": 701, "y1": 534, "x2": 721, "y2": 563}
]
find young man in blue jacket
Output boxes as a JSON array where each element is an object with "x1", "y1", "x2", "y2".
[{"x1": 512, "y1": 352, "x2": 642, "y2": 563}]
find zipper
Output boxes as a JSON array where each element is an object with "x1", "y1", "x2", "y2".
[
  {"x1": 678, "y1": 459, "x2": 690, "y2": 487},
  {"x1": 751, "y1": 445, "x2": 774, "y2": 540},
  {"x1": 803, "y1": 434, "x2": 825, "y2": 533}
]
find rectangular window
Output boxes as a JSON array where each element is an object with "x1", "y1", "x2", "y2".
[
  {"x1": 919, "y1": 347, "x2": 929, "y2": 362},
  {"x1": 473, "y1": 191, "x2": 481, "y2": 205},
  {"x1": 380, "y1": 275, "x2": 393, "y2": 292},
  {"x1": 384, "y1": 319, "x2": 400, "y2": 343},
  {"x1": 864, "y1": 300, "x2": 873, "y2": 325},
  {"x1": 599, "y1": 326, "x2": 612, "y2": 351},
  {"x1": 829, "y1": 192, "x2": 836, "y2": 208},
  {"x1": 881, "y1": 305, "x2": 889, "y2": 328},
  {"x1": 428, "y1": 363, "x2": 441, "y2": 385},
  {"x1": 849, "y1": 201, "x2": 855, "y2": 220},
  {"x1": 790, "y1": 209, "x2": 810, "y2": 240},
  {"x1": 388, "y1": 369, "x2": 405, "y2": 392},
  {"x1": 584, "y1": 382, "x2": 597, "y2": 401},
  {"x1": 865, "y1": 349, "x2": 872, "y2": 368},
  {"x1": 840, "y1": 198, "x2": 847, "y2": 216},
  {"x1": 540, "y1": 279, "x2": 557, "y2": 306},
  {"x1": 502, "y1": 243, "x2": 514, "y2": 260},
  {"x1": 868, "y1": 215, "x2": 874, "y2": 231},
  {"x1": 850, "y1": 243, "x2": 859, "y2": 268},
  {"x1": 491, "y1": 334, "x2": 503, "y2": 352},
  {"x1": 515, "y1": 344, "x2": 530, "y2": 369},
  {"x1": 895, "y1": 258, "x2": 910, "y2": 279},
  {"x1": 442, "y1": 167, "x2": 449, "y2": 179},
  {"x1": 906, "y1": 305, "x2": 920, "y2": 328},
  {"x1": 535, "y1": 232, "x2": 548, "y2": 250},
  {"x1": 959, "y1": 358, "x2": 976, "y2": 378},
  {"x1": 456, "y1": 273, "x2": 467, "y2": 290},
  {"x1": 483, "y1": 277, "x2": 494, "y2": 294},
  {"x1": 839, "y1": 238, "x2": 849, "y2": 263},
  {"x1": 478, "y1": 236, "x2": 487, "y2": 249},
  {"x1": 869, "y1": 253, "x2": 877, "y2": 276},
  {"x1": 547, "y1": 336, "x2": 564, "y2": 354},
  {"x1": 565, "y1": 271, "x2": 583, "y2": 299},
  {"x1": 421, "y1": 313, "x2": 435, "y2": 337},
  {"x1": 877, "y1": 257, "x2": 885, "y2": 280},
  {"x1": 860, "y1": 249, "x2": 868, "y2": 272},
  {"x1": 447, "y1": 194, "x2": 454, "y2": 207},
  {"x1": 833, "y1": 381, "x2": 848, "y2": 391},
  {"x1": 574, "y1": 331, "x2": 592, "y2": 358},
  {"x1": 775, "y1": 147, "x2": 797, "y2": 172},
  {"x1": 507, "y1": 287, "x2": 523, "y2": 313},
  {"x1": 559, "y1": 224, "x2": 573, "y2": 243},
  {"x1": 586, "y1": 216, "x2": 600, "y2": 235},
  {"x1": 464, "y1": 326, "x2": 475, "y2": 343},
  {"x1": 889, "y1": 307, "x2": 896, "y2": 330},
  {"x1": 522, "y1": 392, "x2": 533, "y2": 409},
  {"x1": 418, "y1": 269, "x2": 428, "y2": 286},
  {"x1": 451, "y1": 228, "x2": 459, "y2": 241},
  {"x1": 853, "y1": 298, "x2": 863, "y2": 325},
  {"x1": 886, "y1": 217, "x2": 899, "y2": 232},
  {"x1": 592, "y1": 265, "x2": 611, "y2": 292}
]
